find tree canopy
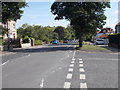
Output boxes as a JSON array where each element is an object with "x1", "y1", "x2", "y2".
[
  {"x1": 17, "y1": 24, "x2": 75, "y2": 44},
  {"x1": 2, "y1": 2, "x2": 27, "y2": 24},
  {"x1": 51, "y1": 2, "x2": 110, "y2": 47}
]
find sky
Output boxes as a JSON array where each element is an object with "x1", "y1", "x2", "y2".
[{"x1": 16, "y1": 1, "x2": 120, "y2": 31}]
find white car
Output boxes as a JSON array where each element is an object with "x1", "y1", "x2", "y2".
[{"x1": 95, "y1": 39, "x2": 104, "y2": 45}]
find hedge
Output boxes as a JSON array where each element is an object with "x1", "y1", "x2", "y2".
[{"x1": 108, "y1": 34, "x2": 120, "y2": 48}]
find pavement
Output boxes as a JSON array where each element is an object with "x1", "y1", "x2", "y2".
[{"x1": 1, "y1": 44, "x2": 119, "y2": 89}]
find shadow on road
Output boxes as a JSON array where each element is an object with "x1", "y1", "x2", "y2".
[
  {"x1": 99, "y1": 45, "x2": 120, "y2": 53},
  {"x1": 11, "y1": 44, "x2": 76, "y2": 53}
]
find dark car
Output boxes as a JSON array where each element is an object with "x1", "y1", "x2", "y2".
[
  {"x1": 52, "y1": 40, "x2": 58, "y2": 44},
  {"x1": 63, "y1": 40, "x2": 68, "y2": 43}
]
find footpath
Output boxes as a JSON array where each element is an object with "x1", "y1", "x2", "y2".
[{"x1": 0, "y1": 45, "x2": 45, "y2": 56}]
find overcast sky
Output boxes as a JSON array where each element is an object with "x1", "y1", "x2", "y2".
[{"x1": 16, "y1": 1, "x2": 119, "y2": 31}]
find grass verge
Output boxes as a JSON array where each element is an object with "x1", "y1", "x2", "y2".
[{"x1": 76, "y1": 45, "x2": 108, "y2": 51}]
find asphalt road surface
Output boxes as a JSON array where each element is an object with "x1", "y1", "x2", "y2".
[{"x1": 2, "y1": 44, "x2": 119, "y2": 89}]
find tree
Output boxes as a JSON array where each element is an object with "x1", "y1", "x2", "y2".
[
  {"x1": 51, "y1": 2, "x2": 110, "y2": 47},
  {"x1": 54, "y1": 26, "x2": 65, "y2": 40},
  {"x1": 2, "y1": 2, "x2": 27, "y2": 24}
]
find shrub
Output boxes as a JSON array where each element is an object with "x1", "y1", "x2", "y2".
[
  {"x1": 34, "y1": 40, "x2": 43, "y2": 45},
  {"x1": 108, "y1": 34, "x2": 120, "y2": 48}
]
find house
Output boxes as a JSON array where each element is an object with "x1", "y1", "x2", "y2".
[
  {"x1": 91, "y1": 28, "x2": 113, "y2": 44},
  {"x1": 0, "y1": 20, "x2": 17, "y2": 40},
  {"x1": 115, "y1": 22, "x2": 120, "y2": 33}
]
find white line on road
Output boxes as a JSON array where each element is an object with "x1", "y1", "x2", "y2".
[
  {"x1": 80, "y1": 83, "x2": 87, "y2": 88},
  {"x1": 83, "y1": 58, "x2": 118, "y2": 61},
  {"x1": 68, "y1": 68, "x2": 73, "y2": 72},
  {"x1": 70, "y1": 64, "x2": 74, "y2": 67},
  {"x1": 64, "y1": 82, "x2": 71, "y2": 89},
  {"x1": 66, "y1": 73, "x2": 72, "y2": 79},
  {"x1": 40, "y1": 78, "x2": 44, "y2": 88},
  {"x1": 79, "y1": 68, "x2": 85, "y2": 72},
  {"x1": 71, "y1": 61, "x2": 75, "y2": 64},
  {"x1": 1, "y1": 61, "x2": 9, "y2": 66},
  {"x1": 79, "y1": 61, "x2": 83, "y2": 64},
  {"x1": 72, "y1": 58, "x2": 75, "y2": 61},
  {"x1": 79, "y1": 58, "x2": 83, "y2": 61},
  {"x1": 80, "y1": 74, "x2": 86, "y2": 80},
  {"x1": 79, "y1": 64, "x2": 84, "y2": 67},
  {"x1": 72, "y1": 50, "x2": 76, "y2": 59}
]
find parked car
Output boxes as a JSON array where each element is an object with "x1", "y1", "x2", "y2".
[
  {"x1": 95, "y1": 39, "x2": 104, "y2": 45},
  {"x1": 52, "y1": 40, "x2": 58, "y2": 44},
  {"x1": 63, "y1": 40, "x2": 68, "y2": 43}
]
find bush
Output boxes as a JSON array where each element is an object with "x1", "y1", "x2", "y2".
[
  {"x1": 34, "y1": 40, "x2": 43, "y2": 45},
  {"x1": 108, "y1": 34, "x2": 120, "y2": 48}
]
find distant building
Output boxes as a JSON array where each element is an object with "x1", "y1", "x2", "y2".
[
  {"x1": 96, "y1": 28, "x2": 113, "y2": 39},
  {"x1": 115, "y1": 22, "x2": 120, "y2": 34},
  {"x1": 0, "y1": 20, "x2": 17, "y2": 40},
  {"x1": 91, "y1": 28, "x2": 113, "y2": 44}
]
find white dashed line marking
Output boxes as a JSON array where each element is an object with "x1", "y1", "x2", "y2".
[
  {"x1": 79, "y1": 58, "x2": 83, "y2": 61},
  {"x1": 70, "y1": 64, "x2": 74, "y2": 67},
  {"x1": 66, "y1": 73, "x2": 72, "y2": 79},
  {"x1": 79, "y1": 61, "x2": 83, "y2": 64},
  {"x1": 68, "y1": 68, "x2": 73, "y2": 72},
  {"x1": 72, "y1": 58, "x2": 75, "y2": 61},
  {"x1": 64, "y1": 82, "x2": 71, "y2": 89},
  {"x1": 79, "y1": 68, "x2": 85, "y2": 72},
  {"x1": 71, "y1": 61, "x2": 75, "y2": 64},
  {"x1": 80, "y1": 83, "x2": 87, "y2": 88},
  {"x1": 80, "y1": 74, "x2": 86, "y2": 79},
  {"x1": 79, "y1": 64, "x2": 84, "y2": 67}
]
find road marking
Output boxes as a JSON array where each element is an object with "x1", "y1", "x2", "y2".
[
  {"x1": 68, "y1": 68, "x2": 73, "y2": 72},
  {"x1": 71, "y1": 61, "x2": 75, "y2": 64},
  {"x1": 79, "y1": 61, "x2": 83, "y2": 64},
  {"x1": 70, "y1": 64, "x2": 74, "y2": 67},
  {"x1": 64, "y1": 82, "x2": 71, "y2": 89},
  {"x1": 80, "y1": 74, "x2": 86, "y2": 79},
  {"x1": 72, "y1": 58, "x2": 75, "y2": 61},
  {"x1": 83, "y1": 58, "x2": 118, "y2": 61},
  {"x1": 40, "y1": 78, "x2": 44, "y2": 88},
  {"x1": 72, "y1": 50, "x2": 76, "y2": 59},
  {"x1": 1, "y1": 61, "x2": 9, "y2": 66},
  {"x1": 79, "y1": 58, "x2": 83, "y2": 61},
  {"x1": 79, "y1": 68, "x2": 85, "y2": 72},
  {"x1": 80, "y1": 83, "x2": 87, "y2": 88},
  {"x1": 66, "y1": 73, "x2": 72, "y2": 79},
  {"x1": 79, "y1": 64, "x2": 84, "y2": 67}
]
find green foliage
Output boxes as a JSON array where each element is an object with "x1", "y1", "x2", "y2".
[
  {"x1": 2, "y1": 2, "x2": 28, "y2": 24},
  {"x1": 34, "y1": 40, "x2": 43, "y2": 45},
  {"x1": 108, "y1": 34, "x2": 120, "y2": 44},
  {"x1": 54, "y1": 26, "x2": 65, "y2": 40},
  {"x1": 17, "y1": 24, "x2": 75, "y2": 44},
  {"x1": 51, "y1": 2, "x2": 110, "y2": 47}
]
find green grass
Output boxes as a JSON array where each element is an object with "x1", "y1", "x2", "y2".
[{"x1": 76, "y1": 45, "x2": 108, "y2": 51}]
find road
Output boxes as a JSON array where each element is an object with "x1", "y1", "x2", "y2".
[{"x1": 2, "y1": 44, "x2": 119, "y2": 89}]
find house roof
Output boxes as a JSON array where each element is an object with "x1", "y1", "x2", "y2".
[{"x1": 96, "y1": 34, "x2": 108, "y2": 38}]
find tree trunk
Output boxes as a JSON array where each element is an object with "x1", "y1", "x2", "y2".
[{"x1": 79, "y1": 34, "x2": 83, "y2": 48}]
